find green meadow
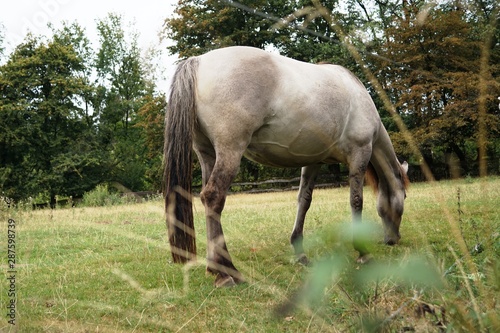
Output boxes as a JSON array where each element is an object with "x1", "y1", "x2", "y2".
[{"x1": 1, "y1": 177, "x2": 499, "y2": 332}]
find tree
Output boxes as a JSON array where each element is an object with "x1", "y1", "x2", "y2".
[
  {"x1": 164, "y1": 0, "x2": 359, "y2": 64},
  {"x1": 95, "y1": 13, "x2": 147, "y2": 135},
  {"x1": 51, "y1": 22, "x2": 96, "y2": 127},
  {"x1": 135, "y1": 94, "x2": 167, "y2": 190},
  {"x1": 93, "y1": 13, "x2": 155, "y2": 191},
  {"x1": 164, "y1": 0, "x2": 283, "y2": 58},
  {"x1": 0, "y1": 33, "x2": 104, "y2": 204},
  {"x1": 375, "y1": 2, "x2": 499, "y2": 176},
  {"x1": 0, "y1": 14, "x2": 168, "y2": 203}
]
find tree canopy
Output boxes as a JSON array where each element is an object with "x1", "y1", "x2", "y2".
[
  {"x1": 0, "y1": 15, "x2": 165, "y2": 204},
  {"x1": 0, "y1": 34, "x2": 98, "y2": 203}
]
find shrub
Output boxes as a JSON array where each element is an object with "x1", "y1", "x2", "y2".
[{"x1": 82, "y1": 184, "x2": 123, "y2": 207}]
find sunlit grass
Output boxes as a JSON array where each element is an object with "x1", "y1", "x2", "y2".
[{"x1": 1, "y1": 177, "x2": 498, "y2": 332}]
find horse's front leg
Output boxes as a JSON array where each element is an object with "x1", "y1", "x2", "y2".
[
  {"x1": 291, "y1": 165, "x2": 320, "y2": 265},
  {"x1": 348, "y1": 152, "x2": 372, "y2": 264},
  {"x1": 200, "y1": 155, "x2": 244, "y2": 287}
]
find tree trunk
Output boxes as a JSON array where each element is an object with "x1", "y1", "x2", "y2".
[
  {"x1": 50, "y1": 194, "x2": 57, "y2": 209},
  {"x1": 450, "y1": 142, "x2": 468, "y2": 174}
]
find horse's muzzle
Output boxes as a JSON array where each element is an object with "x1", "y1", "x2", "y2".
[
  {"x1": 384, "y1": 232, "x2": 401, "y2": 246},
  {"x1": 385, "y1": 238, "x2": 398, "y2": 246}
]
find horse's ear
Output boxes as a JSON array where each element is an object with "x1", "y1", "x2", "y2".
[{"x1": 401, "y1": 161, "x2": 409, "y2": 174}]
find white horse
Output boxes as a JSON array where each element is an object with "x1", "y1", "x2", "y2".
[{"x1": 164, "y1": 46, "x2": 409, "y2": 287}]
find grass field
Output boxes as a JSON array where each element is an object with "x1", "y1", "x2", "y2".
[{"x1": 1, "y1": 177, "x2": 499, "y2": 332}]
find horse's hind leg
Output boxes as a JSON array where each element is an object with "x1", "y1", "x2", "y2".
[
  {"x1": 195, "y1": 144, "x2": 216, "y2": 189},
  {"x1": 291, "y1": 165, "x2": 320, "y2": 265},
  {"x1": 200, "y1": 151, "x2": 244, "y2": 287}
]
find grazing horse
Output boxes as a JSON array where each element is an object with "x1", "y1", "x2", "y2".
[{"x1": 164, "y1": 46, "x2": 409, "y2": 287}]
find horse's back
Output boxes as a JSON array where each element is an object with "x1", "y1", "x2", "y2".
[{"x1": 195, "y1": 46, "x2": 381, "y2": 167}]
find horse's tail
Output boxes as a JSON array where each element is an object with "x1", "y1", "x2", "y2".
[{"x1": 164, "y1": 57, "x2": 199, "y2": 263}]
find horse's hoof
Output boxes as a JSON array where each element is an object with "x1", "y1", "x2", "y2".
[
  {"x1": 356, "y1": 254, "x2": 373, "y2": 264},
  {"x1": 215, "y1": 275, "x2": 236, "y2": 287},
  {"x1": 214, "y1": 274, "x2": 244, "y2": 288},
  {"x1": 294, "y1": 253, "x2": 310, "y2": 266}
]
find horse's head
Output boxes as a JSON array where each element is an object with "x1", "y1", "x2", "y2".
[{"x1": 377, "y1": 161, "x2": 409, "y2": 245}]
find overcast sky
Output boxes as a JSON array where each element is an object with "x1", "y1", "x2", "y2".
[{"x1": 0, "y1": 0, "x2": 179, "y2": 82}]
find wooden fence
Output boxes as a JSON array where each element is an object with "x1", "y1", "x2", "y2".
[{"x1": 193, "y1": 173, "x2": 350, "y2": 194}]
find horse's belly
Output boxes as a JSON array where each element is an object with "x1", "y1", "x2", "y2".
[
  {"x1": 245, "y1": 136, "x2": 345, "y2": 168},
  {"x1": 244, "y1": 148, "x2": 317, "y2": 167}
]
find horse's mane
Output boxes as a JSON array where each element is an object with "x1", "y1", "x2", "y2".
[{"x1": 365, "y1": 163, "x2": 409, "y2": 193}]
